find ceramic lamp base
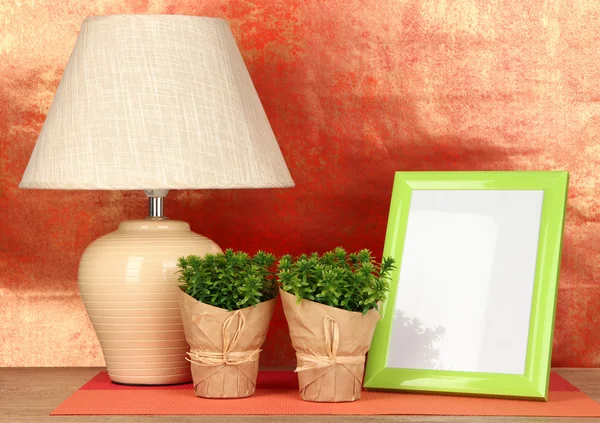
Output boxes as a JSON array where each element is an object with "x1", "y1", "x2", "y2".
[{"x1": 78, "y1": 219, "x2": 221, "y2": 385}]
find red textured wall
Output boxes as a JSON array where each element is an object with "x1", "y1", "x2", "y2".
[{"x1": 1, "y1": 0, "x2": 599, "y2": 368}]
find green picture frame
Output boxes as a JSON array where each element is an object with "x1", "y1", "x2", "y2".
[{"x1": 364, "y1": 171, "x2": 569, "y2": 400}]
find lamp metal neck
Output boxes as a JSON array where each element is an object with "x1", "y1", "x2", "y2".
[{"x1": 145, "y1": 189, "x2": 169, "y2": 220}]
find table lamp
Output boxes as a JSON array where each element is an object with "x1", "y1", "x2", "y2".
[{"x1": 19, "y1": 15, "x2": 294, "y2": 385}]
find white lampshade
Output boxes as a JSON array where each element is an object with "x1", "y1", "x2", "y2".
[{"x1": 20, "y1": 15, "x2": 294, "y2": 190}]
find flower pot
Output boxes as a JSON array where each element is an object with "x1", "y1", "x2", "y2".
[
  {"x1": 177, "y1": 288, "x2": 276, "y2": 398},
  {"x1": 280, "y1": 289, "x2": 381, "y2": 402}
]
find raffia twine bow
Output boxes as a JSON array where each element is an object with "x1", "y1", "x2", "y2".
[
  {"x1": 295, "y1": 316, "x2": 365, "y2": 373},
  {"x1": 186, "y1": 310, "x2": 261, "y2": 367}
]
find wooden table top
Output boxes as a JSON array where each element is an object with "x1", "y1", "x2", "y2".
[{"x1": 1, "y1": 367, "x2": 600, "y2": 422}]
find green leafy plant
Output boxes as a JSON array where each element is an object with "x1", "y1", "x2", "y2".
[
  {"x1": 176, "y1": 249, "x2": 277, "y2": 311},
  {"x1": 277, "y1": 247, "x2": 395, "y2": 314}
]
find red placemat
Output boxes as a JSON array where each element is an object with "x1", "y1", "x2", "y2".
[{"x1": 51, "y1": 371, "x2": 600, "y2": 416}]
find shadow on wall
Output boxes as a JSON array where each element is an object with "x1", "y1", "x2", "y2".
[{"x1": 390, "y1": 310, "x2": 447, "y2": 371}]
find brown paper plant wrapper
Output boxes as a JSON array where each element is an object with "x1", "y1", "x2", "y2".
[
  {"x1": 280, "y1": 289, "x2": 381, "y2": 402},
  {"x1": 177, "y1": 288, "x2": 276, "y2": 398}
]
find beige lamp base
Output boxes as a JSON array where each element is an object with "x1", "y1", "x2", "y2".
[{"x1": 78, "y1": 219, "x2": 222, "y2": 385}]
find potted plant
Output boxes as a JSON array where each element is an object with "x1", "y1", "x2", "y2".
[
  {"x1": 277, "y1": 247, "x2": 395, "y2": 402},
  {"x1": 176, "y1": 249, "x2": 277, "y2": 398}
]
